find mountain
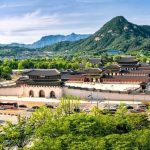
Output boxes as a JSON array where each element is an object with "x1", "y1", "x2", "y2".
[
  {"x1": 1, "y1": 16, "x2": 150, "y2": 58},
  {"x1": 141, "y1": 25, "x2": 150, "y2": 33},
  {"x1": 29, "y1": 33, "x2": 91, "y2": 48},
  {"x1": 42, "y1": 16, "x2": 150, "y2": 53},
  {"x1": 0, "y1": 33, "x2": 91, "y2": 49}
]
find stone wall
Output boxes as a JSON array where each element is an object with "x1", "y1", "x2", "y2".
[
  {"x1": 0, "y1": 87, "x2": 20, "y2": 96},
  {"x1": 19, "y1": 85, "x2": 63, "y2": 98},
  {"x1": 0, "y1": 85, "x2": 149, "y2": 102},
  {"x1": 63, "y1": 87, "x2": 150, "y2": 101}
]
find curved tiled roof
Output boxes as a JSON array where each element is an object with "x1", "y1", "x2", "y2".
[
  {"x1": 106, "y1": 64, "x2": 121, "y2": 69},
  {"x1": 85, "y1": 68, "x2": 102, "y2": 74},
  {"x1": 117, "y1": 56, "x2": 138, "y2": 63},
  {"x1": 89, "y1": 58, "x2": 102, "y2": 65},
  {"x1": 26, "y1": 69, "x2": 60, "y2": 76}
]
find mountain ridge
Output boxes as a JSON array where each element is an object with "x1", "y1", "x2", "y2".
[
  {"x1": 42, "y1": 16, "x2": 150, "y2": 53},
  {"x1": 0, "y1": 33, "x2": 91, "y2": 49},
  {"x1": 0, "y1": 16, "x2": 150, "y2": 58},
  {"x1": 30, "y1": 33, "x2": 91, "y2": 48}
]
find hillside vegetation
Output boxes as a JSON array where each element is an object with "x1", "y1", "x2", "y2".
[{"x1": 42, "y1": 16, "x2": 150, "y2": 54}]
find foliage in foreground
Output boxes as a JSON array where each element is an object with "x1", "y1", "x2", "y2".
[{"x1": 0, "y1": 103, "x2": 150, "y2": 150}]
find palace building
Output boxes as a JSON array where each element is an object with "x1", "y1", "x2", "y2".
[
  {"x1": 65, "y1": 56, "x2": 150, "y2": 92},
  {"x1": 17, "y1": 69, "x2": 62, "y2": 86},
  {"x1": 116, "y1": 56, "x2": 139, "y2": 70},
  {"x1": 0, "y1": 56, "x2": 150, "y2": 100},
  {"x1": 16, "y1": 69, "x2": 63, "y2": 98}
]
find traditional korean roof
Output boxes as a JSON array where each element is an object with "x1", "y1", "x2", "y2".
[
  {"x1": 61, "y1": 69, "x2": 83, "y2": 75},
  {"x1": 61, "y1": 74, "x2": 71, "y2": 80},
  {"x1": 128, "y1": 70, "x2": 150, "y2": 75},
  {"x1": 25, "y1": 69, "x2": 60, "y2": 76},
  {"x1": 101, "y1": 76, "x2": 149, "y2": 84},
  {"x1": 104, "y1": 68, "x2": 130, "y2": 74},
  {"x1": 117, "y1": 56, "x2": 138, "y2": 63},
  {"x1": 89, "y1": 58, "x2": 102, "y2": 65},
  {"x1": 138, "y1": 67, "x2": 150, "y2": 70},
  {"x1": 105, "y1": 64, "x2": 121, "y2": 69},
  {"x1": 17, "y1": 77, "x2": 62, "y2": 86},
  {"x1": 85, "y1": 68, "x2": 102, "y2": 74},
  {"x1": 104, "y1": 70, "x2": 119, "y2": 73},
  {"x1": 103, "y1": 75, "x2": 150, "y2": 80},
  {"x1": 138, "y1": 63, "x2": 150, "y2": 70},
  {"x1": 140, "y1": 62, "x2": 150, "y2": 67},
  {"x1": 67, "y1": 74, "x2": 85, "y2": 81},
  {"x1": 17, "y1": 76, "x2": 29, "y2": 81},
  {"x1": 69, "y1": 74, "x2": 84, "y2": 78}
]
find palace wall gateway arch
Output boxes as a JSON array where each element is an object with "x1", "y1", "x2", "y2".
[{"x1": 19, "y1": 85, "x2": 63, "y2": 99}]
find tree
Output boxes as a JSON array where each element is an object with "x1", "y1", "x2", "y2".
[
  {"x1": 18, "y1": 61, "x2": 24, "y2": 69},
  {"x1": 85, "y1": 62, "x2": 92, "y2": 68},
  {"x1": 91, "y1": 106, "x2": 103, "y2": 116},
  {"x1": 105, "y1": 133, "x2": 138, "y2": 150},
  {"x1": 29, "y1": 137, "x2": 61, "y2": 150},
  {"x1": 60, "y1": 95, "x2": 80, "y2": 115},
  {"x1": 136, "y1": 129, "x2": 150, "y2": 150},
  {"x1": 113, "y1": 55, "x2": 121, "y2": 62},
  {"x1": 1, "y1": 66, "x2": 12, "y2": 80},
  {"x1": 1, "y1": 103, "x2": 150, "y2": 150},
  {"x1": 1, "y1": 116, "x2": 33, "y2": 149}
]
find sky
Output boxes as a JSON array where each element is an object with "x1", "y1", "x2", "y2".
[{"x1": 0, "y1": 0, "x2": 149, "y2": 44}]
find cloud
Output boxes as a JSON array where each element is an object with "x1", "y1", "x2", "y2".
[
  {"x1": 0, "y1": 8, "x2": 100, "y2": 44},
  {"x1": 0, "y1": 10, "x2": 60, "y2": 43},
  {"x1": 0, "y1": 9, "x2": 59, "y2": 31},
  {"x1": 129, "y1": 15, "x2": 150, "y2": 25},
  {"x1": 0, "y1": 0, "x2": 149, "y2": 44},
  {"x1": 0, "y1": 3, "x2": 27, "y2": 8},
  {"x1": 76, "y1": 0, "x2": 115, "y2": 3}
]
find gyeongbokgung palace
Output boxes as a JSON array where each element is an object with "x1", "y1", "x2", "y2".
[{"x1": 1, "y1": 56, "x2": 150, "y2": 101}]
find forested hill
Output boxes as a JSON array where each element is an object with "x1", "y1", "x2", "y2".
[
  {"x1": 1, "y1": 16, "x2": 150, "y2": 58},
  {"x1": 42, "y1": 16, "x2": 150, "y2": 53},
  {"x1": 1, "y1": 33, "x2": 91, "y2": 49}
]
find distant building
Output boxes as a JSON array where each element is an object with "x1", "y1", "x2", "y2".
[
  {"x1": 116, "y1": 56, "x2": 139, "y2": 70},
  {"x1": 19, "y1": 69, "x2": 62, "y2": 86},
  {"x1": 17, "y1": 69, "x2": 63, "y2": 98},
  {"x1": 89, "y1": 58, "x2": 102, "y2": 67},
  {"x1": 0, "y1": 56, "x2": 150, "y2": 100}
]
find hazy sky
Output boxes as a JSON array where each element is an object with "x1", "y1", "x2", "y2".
[{"x1": 0, "y1": 0, "x2": 149, "y2": 44}]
